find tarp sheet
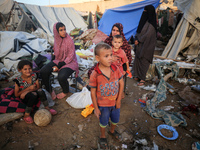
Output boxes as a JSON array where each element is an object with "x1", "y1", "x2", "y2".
[
  {"x1": 0, "y1": 0, "x2": 13, "y2": 14},
  {"x1": 98, "y1": 0, "x2": 160, "y2": 40},
  {"x1": 0, "y1": 31, "x2": 49, "y2": 70},
  {"x1": 174, "y1": 0, "x2": 200, "y2": 30},
  {"x1": 161, "y1": 0, "x2": 200, "y2": 59},
  {"x1": 24, "y1": 4, "x2": 88, "y2": 44}
]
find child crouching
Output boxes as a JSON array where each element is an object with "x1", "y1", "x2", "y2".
[{"x1": 14, "y1": 60, "x2": 57, "y2": 124}]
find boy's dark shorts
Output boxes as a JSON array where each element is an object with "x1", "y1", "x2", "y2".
[{"x1": 98, "y1": 106, "x2": 120, "y2": 128}]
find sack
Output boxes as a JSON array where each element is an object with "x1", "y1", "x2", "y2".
[{"x1": 66, "y1": 87, "x2": 92, "y2": 109}]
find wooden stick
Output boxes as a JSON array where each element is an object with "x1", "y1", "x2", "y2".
[{"x1": 164, "y1": 72, "x2": 173, "y2": 82}]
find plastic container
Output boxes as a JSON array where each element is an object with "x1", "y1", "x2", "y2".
[
  {"x1": 157, "y1": 124, "x2": 178, "y2": 140},
  {"x1": 126, "y1": 70, "x2": 132, "y2": 78},
  {"x1": 81, "y1": 104, "x2": 94, "y2": 118}
]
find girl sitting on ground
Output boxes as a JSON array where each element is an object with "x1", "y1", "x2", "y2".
[{"x1": 14, "y1": 60, "x2": 57, "y2": 124}]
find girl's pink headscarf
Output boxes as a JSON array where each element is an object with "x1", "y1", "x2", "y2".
[{"x1": 53, "y1": 22, "x2": 79, "y2": 76}]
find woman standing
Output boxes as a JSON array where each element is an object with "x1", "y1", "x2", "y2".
[
  {"x1": 40, "y1": 22, "x2": 79, "y2": 99},
  {"x1": 133, "y1": 5, "x2": 157, "y2": 86}
]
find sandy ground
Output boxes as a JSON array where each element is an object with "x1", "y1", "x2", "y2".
[{"x1": 0, "y1": 74, "x2": 200, "y2": 150}]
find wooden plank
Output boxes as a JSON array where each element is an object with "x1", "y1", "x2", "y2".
[
  {"x1": 0, "y1": 113, "x2": 23, "y2": 126},
  {"x1": 154, "y1": 55, "x2": 200, "y2": 64},
  {"x1": 153, "y1": 55, "x2": 200, "y2": 70}
]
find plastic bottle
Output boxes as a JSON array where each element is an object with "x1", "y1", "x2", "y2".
[{"x1": 81, "y1": 104, "x2": 94, "y2": 118}]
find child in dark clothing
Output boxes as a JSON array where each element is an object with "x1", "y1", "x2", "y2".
[
  {"x1": 14, "y1": 60, "x2": 57, "y2": 124},
  {"x1": 89, "y1": 43, "x2": 124, "y2": 149}
]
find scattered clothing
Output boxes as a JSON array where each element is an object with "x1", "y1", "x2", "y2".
[{"x1": 144, "y1": 62, "x2": 187, "y2": 127}]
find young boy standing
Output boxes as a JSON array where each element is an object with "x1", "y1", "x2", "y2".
[
  {"x1": 112, "y1": 35, "x2": 131, "y2": 75},
  {"x1": 89, "y1": 43, "x2": 124, "y2": 149}
]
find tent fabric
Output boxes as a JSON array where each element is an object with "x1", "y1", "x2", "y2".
[
  {"x1": 98, "y1": 0, "x2": 160, "y2": 40},
  {"x1": 162, "y1": 18, "x2": 200, "y2": 59},
  {"x1": 0, "y1": 0, "x2": 13, "y2": 14},
  {"x1": 24, "y1": 4, "x2": 88, "y2": 44},
  {"x1": 174, "y1": 0, "x2": 200, "y2": 30},
  {"x1": 161, "y1": 0, "x2": 200, "y2": 59},
  {"x1": 0, "y1": 2, "x2": 37, "y2": 32},
  {"x1": 0, "y1": 31, "x2": 49, "y2": 70}
]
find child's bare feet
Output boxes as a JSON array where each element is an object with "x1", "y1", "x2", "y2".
[
  {"x1": 56, "y1": 92, "x2": 67, "y2": 99},
  {"x1": 137, "y1": 80, "x2": 145, "y2": 86},
  {"x1": 51, "y1": 90, "x2": 56, "y2": 100}
]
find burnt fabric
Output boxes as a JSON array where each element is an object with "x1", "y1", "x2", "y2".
[{"x1": 0, "y1": 86, "x2": 40, "y2": 114}]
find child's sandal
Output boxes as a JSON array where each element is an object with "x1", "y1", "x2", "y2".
[
  {"x1": 23, "y1": 116, "x2": 33, "y2": 124},
  {"x1": 99, "y1": 138, "x2": 109, "y2": 149},
  {"x1": 134, "y1": 77, "x2": 139, "y2": 81},
  {"x1": 49, "y1": 109, "x2": 57, "y2": 115}
]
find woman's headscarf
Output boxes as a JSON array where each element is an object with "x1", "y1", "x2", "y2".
[
  {"x1": 104, "y1": 23, "x2": 132, "y2": 64},
  {"x1": 53, "y1": 22, "x2": 79, "y2": 76},
  {"x1": 137, "y1": 5, "x2": 157, "y2": 33}
]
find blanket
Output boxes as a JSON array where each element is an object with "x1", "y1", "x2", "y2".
[
  {"x1": 144, "y1": 62, "x2": 187, "y2": 127},
  {"x1": 0, "y1": 86, "x2": 40, "y2": 114}
]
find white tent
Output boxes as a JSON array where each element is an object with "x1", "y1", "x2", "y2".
[
  {"x1": 0, "y1": 0, "x2": 88, "y2": 70},
  {"x1": 24, "y1": 4, "x2": 88, "y2": 44},
  {"x1": 161, "y1": 0, "x2": 200, "y2": 60},
  {"x1": 0, "y1": 0, "x2": 88, "y2": 45}
]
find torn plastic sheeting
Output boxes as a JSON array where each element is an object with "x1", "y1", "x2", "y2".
[{"x1": 140, "y1": 84, "x2": 157, "y2": 91}]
